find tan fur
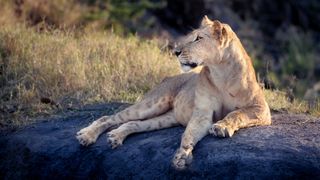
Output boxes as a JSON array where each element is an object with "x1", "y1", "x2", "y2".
[{"x1": 76, "y1": 16, "x2": 271, "y2": 170}]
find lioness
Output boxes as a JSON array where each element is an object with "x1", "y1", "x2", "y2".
[{"x1": 76, "y1": 16, "x2": 271, "y2": 170}]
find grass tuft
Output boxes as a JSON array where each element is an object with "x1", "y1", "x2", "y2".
[
  {"x1": 0, "y1": 25, "x2": 179, "y2": 127},
  {"x1": 265, "y1": 89, "x2": 320, "y2": 117}
]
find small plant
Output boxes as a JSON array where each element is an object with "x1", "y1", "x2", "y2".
[{"x1": 277, "y1": 27, "x2": 319, "y2": 97}]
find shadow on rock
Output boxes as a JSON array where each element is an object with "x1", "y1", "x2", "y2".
[{"x1": 0, "y1": 103, "x2": 320, "y2": 179}]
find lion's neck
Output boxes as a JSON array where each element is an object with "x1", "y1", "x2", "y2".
[{"x1": 207, "y1": 40, "x2": 252, "y2": 92}]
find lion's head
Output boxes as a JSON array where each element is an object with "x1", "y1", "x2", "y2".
[{"x1": 174, "y1": 16, "x2": 236, "y2": 72}]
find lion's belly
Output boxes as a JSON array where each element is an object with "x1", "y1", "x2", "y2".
[
  {"x1": 172, "y1": 88, "x2": 239, "y2": 126},
  {"x1": 173, "y1": 84, "x2": 196, "y2": 127}
]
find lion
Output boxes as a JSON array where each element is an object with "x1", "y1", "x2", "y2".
[{"x1": 76, "y1": 16, "x2": 271, "y2": 170}]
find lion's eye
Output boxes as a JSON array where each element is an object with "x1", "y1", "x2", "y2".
[{"x1": 194, "y1": 36, "x2": 203, "y2": 42}]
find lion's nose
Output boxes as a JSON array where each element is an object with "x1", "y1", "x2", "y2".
[{"x1": 174, "y1": 50, "x2": 182, "y2": 57}]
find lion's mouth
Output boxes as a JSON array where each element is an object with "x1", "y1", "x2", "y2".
[{"x1": 180, "y1": 62, "x2": 198, "y2": 68}]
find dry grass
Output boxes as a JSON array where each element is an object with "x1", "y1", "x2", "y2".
[
  {"x1": 0, "y1": 0, "x2": 90, "y2": 28},
  {"x1": 265, "y1": 89, "x2": 320, "y2": 117},
  {"x1": 0, "y1": 24, "x2": 318, "y2": 128},
  {"x1": 0, "y1": 25, "x2": 179, "y2": 127}
]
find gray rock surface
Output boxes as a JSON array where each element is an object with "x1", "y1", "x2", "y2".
[{"x1": 0, "y1": 103, "x2": 320, "y2": 179}]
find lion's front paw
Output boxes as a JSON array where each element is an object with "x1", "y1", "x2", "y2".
[
  {"x1": 209, "y1": 122, "x2": 235, "y2": 138},
  {"x1": 76, "y1": 127, "x2": 98, "y2": 146},
  {"x1": 107, "y1": 130, "x2": 125, "y2": 149},
  {"x1": 172, "y1": 148, "x2": 193, "y2": 170}
]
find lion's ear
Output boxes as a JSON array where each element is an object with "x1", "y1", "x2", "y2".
[
  {"x1": 201, "y1": 15, "x2": 213, "y2": 27},
  {"x1": 212, "y1": 20, "x2": 227, "y2": 44}
]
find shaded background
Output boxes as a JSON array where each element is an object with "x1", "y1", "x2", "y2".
[
  {"x1": 1, "y1": 0, "x2": 320, "y2": 124},
  {"x1": 3, "y1": 0, "x2": 320, "y2": 99}
]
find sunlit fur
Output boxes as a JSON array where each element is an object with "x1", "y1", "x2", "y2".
[{"x1": 76, "y1": 16, "x2": 271, "y2": 170}]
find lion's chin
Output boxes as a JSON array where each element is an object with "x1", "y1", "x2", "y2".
[{"x1": 180, "y1": 65, "x2": 193, "y2": 72}]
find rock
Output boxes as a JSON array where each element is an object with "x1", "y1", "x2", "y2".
[{"x1": 0, "y1": 103, "x2": 320, "y2": 179}]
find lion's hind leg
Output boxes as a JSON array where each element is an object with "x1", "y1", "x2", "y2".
[
  {"x1": 76, "y1": 73, "x2": 193, "y2": 146},
  {"x1": 107, "y1": 111, "x2": 178, "y2": 148},
  {"x1": 76, "y1": 95, "x2": 174, "y2": 146}
]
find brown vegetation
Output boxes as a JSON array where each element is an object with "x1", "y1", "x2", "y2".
[
  {"x1": 0, "y1": 0, "x2": 318, "y2": 128},
  {"x1": 0, "y1": 25, "x2": 179, "y2": 127}
]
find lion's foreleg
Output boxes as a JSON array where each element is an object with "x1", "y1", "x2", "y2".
[
  {"x1": 172, "y1": 110, "x2": 212, "y2": 170},
  {"x1": 210, "y1": 106, "x2": 271, "y2": 138}
]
